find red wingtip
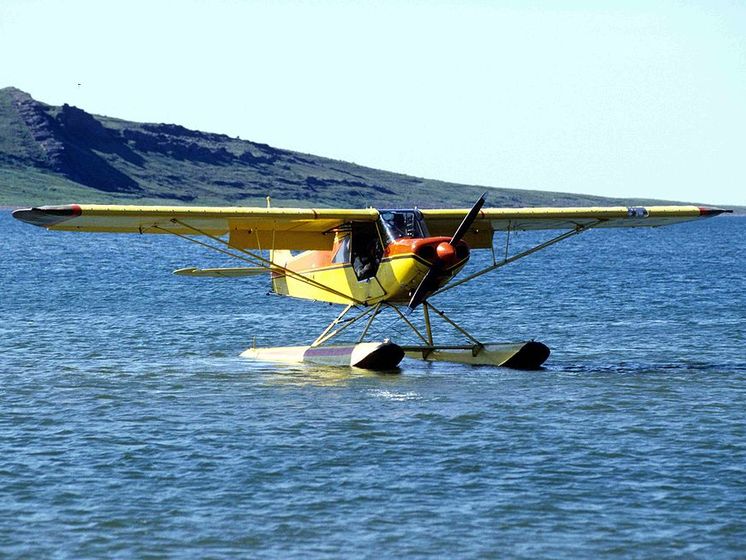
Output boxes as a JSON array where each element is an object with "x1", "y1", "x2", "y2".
[
  {"x1": 12, "y1": 204, "x2": 82, "y2": 227},
  {"x1": 698, "y1": 207, "x2": 732, "y2": 217}
]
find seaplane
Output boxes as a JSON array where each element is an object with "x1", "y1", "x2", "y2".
[{"x1": 12, "y1": 196, "x2": 730, "y2": 370}]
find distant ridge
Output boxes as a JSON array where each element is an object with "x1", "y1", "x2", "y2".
[{"x1": 0, "y1": 86, "x2": 704, "y2": 208}]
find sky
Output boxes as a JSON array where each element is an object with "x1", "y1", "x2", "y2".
[{"x1": 1, "y1": 0, "x2": 744, "y2": 205}]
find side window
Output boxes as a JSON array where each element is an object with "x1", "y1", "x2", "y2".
[
  {"x1": 414, "y1": 209, "x2": 430, "y2": 237},
  {"x1": 332, "y1": 235, "x2": 351, "y2": 264}
]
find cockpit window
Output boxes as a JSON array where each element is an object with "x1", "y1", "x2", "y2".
[
  {"x1": 331, "y1": 235, "x2": 350, "y2": 264},
  {"x1": 378, "y1": 210, "x2": 429, "y2": 243}
]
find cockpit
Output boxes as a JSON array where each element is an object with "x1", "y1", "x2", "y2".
[
  {"x1": 378, "y1": 210, "x2": 429, "y2": 243},
  {"x1": 338, "y1": 210, "x2": 430, "y2": 282}
]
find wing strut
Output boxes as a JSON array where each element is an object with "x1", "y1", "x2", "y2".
[
  {"x1": 152, "y1": 219, "x2": 365, "y2": 305},
  {"x1": 431, "y1": 220, "x2": 603, "y2": 298}
]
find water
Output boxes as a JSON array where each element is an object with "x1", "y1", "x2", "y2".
[{"x1": 1, "y1": 210, "x2": 745, "y2": 558}]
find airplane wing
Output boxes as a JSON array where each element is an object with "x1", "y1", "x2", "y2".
[
  {"x1": 13, "y1": 203, "x2": 730, "y2": 251},
  {"x1": 12, "y1": 204, "x2": 379, "y2": 250},
  {"x1": 421, "y1": 205, "x2": 731, "y2": 248}
]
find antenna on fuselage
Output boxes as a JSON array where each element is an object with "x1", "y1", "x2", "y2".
[
  {"x1": 266, "y1": 195, "x2": 272, "y2": 208},
  {"x1": 353, "y1": 189, "x2": 368, "y2": 208}
]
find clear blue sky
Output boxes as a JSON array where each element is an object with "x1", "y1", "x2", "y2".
[{"x1": 2, "y1": 0, "x2": 744, "y2": 205}]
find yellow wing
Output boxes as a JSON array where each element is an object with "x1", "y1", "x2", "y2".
[
  {"x1": 12, "y1": 203, "x2": 730, "y2": 251},
  {"x1": 12, "y1": 204, "x2": 379, "y2": 250},
  {"x1": 422, "y1": 205, "x2": 731, "y2": 248}
]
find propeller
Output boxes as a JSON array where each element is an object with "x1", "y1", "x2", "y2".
[
  {"x1": 407, "y1": 193, "x2": 486, "y2": 310},
  {"x1": 450, "y1": 192, "x2": 486, "y2": 245}
]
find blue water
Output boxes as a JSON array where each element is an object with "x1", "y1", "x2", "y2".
[{"x1": 1, "y1": 210, "x2": 745, "y2": 558}]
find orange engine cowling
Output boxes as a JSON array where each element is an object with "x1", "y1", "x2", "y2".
[{"x1": 386, "y1": 236, "x2": 470, "y2": 271}]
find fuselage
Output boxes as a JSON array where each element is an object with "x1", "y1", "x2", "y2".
[{"x1": 270, "y1": 209, "x2": 470, "y2": 306}]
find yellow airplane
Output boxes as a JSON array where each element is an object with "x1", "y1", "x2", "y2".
[{"x1": 12, "y1": 196, "x2": 730, "y2": 370}]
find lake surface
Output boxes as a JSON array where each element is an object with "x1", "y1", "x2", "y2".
[{"x1": 1, "y1": 209, "x2": 744, "y2": 558}]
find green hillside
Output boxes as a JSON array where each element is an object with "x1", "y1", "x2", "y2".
[{"x1": 0, "y1": 86, "x2": 711, "y2": 209}]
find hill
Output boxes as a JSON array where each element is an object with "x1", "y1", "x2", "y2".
[{"x1": 0, "y1": 87, "x2": 715, "y2": 209}]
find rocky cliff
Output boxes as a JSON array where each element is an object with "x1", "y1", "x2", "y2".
[{"x1": 0, "y1": 87, "x2": 678, "y2": 208}]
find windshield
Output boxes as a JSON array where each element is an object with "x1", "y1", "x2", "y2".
[{"x1": 378, "y1": 210, "x2": 429, "y2": 243}]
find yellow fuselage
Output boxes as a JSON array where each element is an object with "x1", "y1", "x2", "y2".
[{"x1": 271, "y1": 237, "x2": 468, "y2": 306}]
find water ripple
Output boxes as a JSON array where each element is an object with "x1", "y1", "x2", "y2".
[{"x1": 1, "y1": 213, "x2": 745, "y2": 557}]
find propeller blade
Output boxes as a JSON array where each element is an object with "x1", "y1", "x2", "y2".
[
  {"x1": 407, "y1": 268, "x2": 439, "y2": 310},
  {"x1": 407, "y1": 193, "x2": 486, "y2": 310},
  {"x1": 450, "y1": 193, "x2": 486, "y2": 245}
]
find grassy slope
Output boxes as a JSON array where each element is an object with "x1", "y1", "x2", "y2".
[{"x1": 0, "y1": 87, "x2": 738, "y2": 211}]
